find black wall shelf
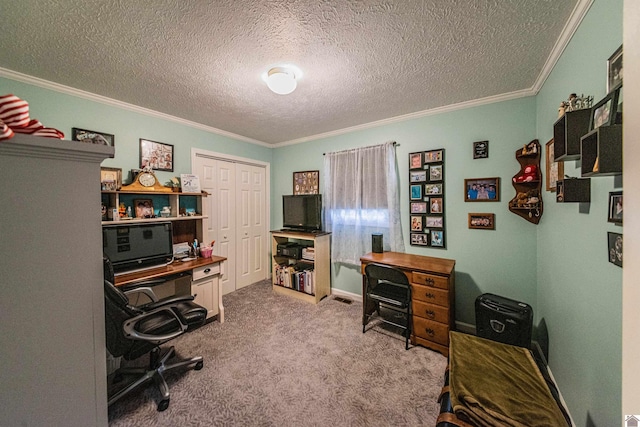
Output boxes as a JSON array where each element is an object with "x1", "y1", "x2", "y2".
[
  {"x1": 553, "y1": 109, "x2": 591, "y2": 161},
  {"x1": 556, "y1": 178, "x2": 591, "y2": 203},
  {"x1": 580, "y1": 124, "x2": 622, "y2": 177}
]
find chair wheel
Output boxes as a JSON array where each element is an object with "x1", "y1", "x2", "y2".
[
  {"x1": 157, "y1": 398, "x2": 170, "y2": 411},
  {"x1": 195, "y1": 361, "x2": 204, "y2": 370}
]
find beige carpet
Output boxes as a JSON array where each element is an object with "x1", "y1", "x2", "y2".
[{"x1": 108, "y1": 280, "x2": 447, "y2": 426}]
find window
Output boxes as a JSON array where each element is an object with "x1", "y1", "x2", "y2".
[{"x1": 323, "y1": 142, "x2": 404, "y2": 265}]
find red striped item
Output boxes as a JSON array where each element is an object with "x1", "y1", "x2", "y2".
[{"x1": 0, "y1": 94, "x2": 64, "y2": 141}]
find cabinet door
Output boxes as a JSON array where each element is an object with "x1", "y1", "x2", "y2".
[{"x1": 192, "y1": 277, "x2": 218, "y2": 319}]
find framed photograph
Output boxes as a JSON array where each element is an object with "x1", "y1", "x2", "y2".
[
  {"x1": 293, "y1": 170, "x2": 319, "y2": 195},
  {"x1": 425, "y1": 216, "x2": 443, "y2": 228},
  {"x1": 410, "y1": 202, "x2": 427, "y2": 214},
  {"x1": 410, "y1": 215, "x2": 423, "y2": 232},
  {"x1": 465, "y1": 177, "x2": 500, "y2": 202},
  {"x1": 410, "y1": 170, "x2": 427, "y2": 182},
  {"x1": 545, "y1": 139, "x2": 564, "y2": 192},
  {"x1": 430, "y1": 230, "x2": 444, "y2": 247},
  {"x1": 410, "y1": 153, "x2": 422, "y2": 169},
  {"x1": 608, "y1": 191, "x2": 623, "y2": 224},
  {"x1": 140, "y1": 138, "x2": 174, "y2": 172},
  {"x1": 430, "y1": 197, "x2": 443, "y2": 213},
  {"x1": 590, "y1": 90, "x2": 619, "y2": 130},
  {"x1": 72, "y1": 127, "x2": 114, "y2": 146},
  {"x1": 473, "y1": 140, "x2": 489, "y2": 159},
  {"x1": 607, "y1": 232, "x2": 622, "y2": 267},
  {"x1": 134, "y1": 199, "x2": 155, "y2": 218},
  {"x1": 100, "y1": 167, "x2": 122, "y2": 191},
  {"x1": 468, "y1": 213, "x2": 495, "y2": 230},
  {"x1": 607, "y1": 45, "x2": 622, "y2": 92},
  {"x1": 429, "y1": 164, "x2": 443, "y2": 181},
  {"x1": 411, "y1": 233, "x2": 429, "y2": 246},
  {"x1": 425, "y1": 183, "x2": 443, "y2": 195},
  {"x1": 410, "y1": 184, "x2": 422, "y2": 200},
  {"x1": 424, "y1": 150, "x2": 443, "y2": 163}
]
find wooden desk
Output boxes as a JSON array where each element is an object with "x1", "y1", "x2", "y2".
[
  {"x1": 360, "y1": 252, "x2": 455, "y2": 355},
  {"x1": 115, "y1": 255, "x2": 227, "y2": 322}
]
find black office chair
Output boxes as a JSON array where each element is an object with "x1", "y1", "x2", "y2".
[
  {"x1": 362, "y1": 263, "x2": 412, "y2": 349},
  {"x1": 103, "y1": 256, "x2": 207, "y2": 411}
]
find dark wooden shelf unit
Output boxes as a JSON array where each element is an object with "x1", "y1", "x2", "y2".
[
  {"x1": 509, "y1": 140, "x2": 543, "y2": 224},
  {"x1": 580, "y1": 124, "x2": 622, "y2": 177},
  {"x1": 556, "y1": 178, "x2": 591, "y2": 203},
  {"x1": 553, "y1": 109, "x2": 591, "y2": 161}
]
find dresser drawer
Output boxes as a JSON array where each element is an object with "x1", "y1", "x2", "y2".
[
  {"x1": 412, "y1": 317, "x2": 449, "y2": 346},
  {"x1": 411, "y1": 284, "x2": 448, "y2": 307},
  {"x1": 412, "y1": 271, "x2": 449, "y2": 290},
  {"x1": 193, "y1": 262, "x2": 220, "y2": 281},
  {"x1": 412, "y1": 300, "x2": 449, "y2": 324}
]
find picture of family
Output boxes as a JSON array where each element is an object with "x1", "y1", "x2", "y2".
[
  {"x1": 425, "y1": 183, "x2": 442, "y2": 195},
  {"x1": 411, "y1": 233, "x2": 429, "y2": 246},
  {"x1": 411, "y1": 216, "x2": 423, "y2": 231},
  {"x1": 465, "y1": 178, "x2": 500, "y2": 202}
]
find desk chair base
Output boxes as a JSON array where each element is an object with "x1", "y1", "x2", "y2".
[{"x1": 108, "y1": 346, "x2": 203, "y2": 411}]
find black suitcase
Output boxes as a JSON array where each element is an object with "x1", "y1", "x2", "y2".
[{"x1": 475, "y1": 293, "x2": 533, "y2": 348}]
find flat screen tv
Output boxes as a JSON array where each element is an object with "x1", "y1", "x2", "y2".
[
  {"x1": 103, "y1": 222, "x2": 174, "y2": 274},
  {"x1": 283, "y1": 194, "x2": 322, "y2": 232}
]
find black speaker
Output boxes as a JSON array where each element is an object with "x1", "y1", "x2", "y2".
[
  {"x1": 372, "y1": 233, "x2": 383, "y2": 253},
  {"x1": 475, "y1": 293, "x2": 533, "y2": 348}
]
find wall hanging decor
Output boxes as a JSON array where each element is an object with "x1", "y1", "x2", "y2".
[
  {"x1": 72, "y1": 127, "x2": 114, "y2": 146},
  {"x1": 409, "y1": 149, "x2": 445, "y2": 248},
  {"x1": 473, "y1": 140, "x2": 489, "y2": 159},
  {"x1": 139, "y1": 138, "x2": 174, "y2": 171},
  {"x1": 607, "y1": 232, "x2": 622, "y2": 267},
  {"x1": 508, "y1": 139, "x2": 543, "y2": 224},
  {"x1": 293, "y1": 170, "x2": 319, "y2": 195}
]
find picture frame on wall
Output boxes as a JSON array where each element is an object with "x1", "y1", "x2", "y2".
[
  {"x1": 545, "y1": 139, "x2": 564, "y2": 192},
  {"x1": 590, "y1": 89, "x2": 619, "y2": 130},
  {"x1": 607, "y1": 232, "x2": 622, "y2": 267},
  {"x1": 423, "y1": 150, "x2": 443, "y2": 163},
  {"x1": 409, "y1": 148, "x2": 445, "y2": 248},
  {"x1": 410, "y1": 184, "x2": 422, "y2": 200},
  {"x1": 425, "y1": 183, "x2": 443, "y2": 195},
  {"x1": 140, "y1": 138, "x2": 174, "y2": 172},
  {"x1": 293, "y1": 170, "x2": 319, "y2": 195},
  {"x1": 473, "y1": 140, "x2": 489, "y2": 159},
  {"x1": 429, "y1": 164, "x2": 443, "y2": 181},
  {"x1": 72, "y1": 127, "x2": 114, "y2": 146},
  {"x1": 430, "y1": 230, "x2": 444, "y2": 247},
  {"x1": 100, "y1": 167, "x2": 122, "y2": 191},
  {"x1": 410, "y1": 202, "x2": 427, "y2": 214},
  {"x1": 411, "y1": 233, "x2": 429, "y2": 246},
  {"x1": 608, "y1": 191, "x2": 623, "y2": 224},
  {"x1": 410, "y1": 170, "x2": 427, "y2": 182},
  {"x1": 607, "y1": 44, "x2": 622, "y2": 92},
  {"x1": 464, "y1": 177, "x2": 500, "y2": 202},
  {"x1": 468, "y1": 213, "x2": 495, "y2": 230},
  {"x1": 410, "y1": 215, "x2": 423, "y2": 231},
  {"x1": 410, "y1": 153, "x2": 422, "y2": 169}
]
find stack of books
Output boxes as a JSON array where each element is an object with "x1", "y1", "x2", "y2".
[
  {"x1": 302, "y1": 246, "x2": 315, "y2": 261},
  {"x1": 274, "y1": 264, "x2": 315, "y2": 295}
]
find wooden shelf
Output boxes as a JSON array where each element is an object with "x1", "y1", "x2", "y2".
[
  {"x1": 509, "y1": 140, "x2": 543, "y2": 224},
  {"x1": 553, "y1": 109, "x2": 591, "y2": 161}
]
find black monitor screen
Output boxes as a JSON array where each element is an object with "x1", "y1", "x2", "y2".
[
  {"x1": 282, "y1": 194, "x2": 322, "y2": 231},
  {"x1": 103, "y1": 222, "x2": 173, "y2": 273}
]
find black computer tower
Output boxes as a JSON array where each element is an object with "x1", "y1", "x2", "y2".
[{"x1": 475, "y1": 293, "x2": 533, "y2": 348}]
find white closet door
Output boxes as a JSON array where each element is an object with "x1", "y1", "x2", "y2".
[
  {"x1": 236, "y1": 164, "x2": 267, "y2": 289},
  {"x1": 217, "y1": 160, "x2": 236, "y2": 295}
]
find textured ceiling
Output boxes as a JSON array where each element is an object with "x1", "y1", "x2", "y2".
[{"x1": 0, "y1": 0, "x2": 580, "y2": 145}]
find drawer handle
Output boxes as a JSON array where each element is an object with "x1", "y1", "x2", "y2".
[
  {"x1": 425, "y1": 278, "x2": 435, "y2": 286},
  {"x1": 425, "y1": 309, "x2": 435, "y2": 318},
  {"x1": 204, "y1": 268, "x2": 211, "y2": 274},
  {"x1": 425, "y1": 292, "x2": 435, "y2": 299},
  {"x1": 425, "y1": 328, "x2": 435, "y2": 337}
]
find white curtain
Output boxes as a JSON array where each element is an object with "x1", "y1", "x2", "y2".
[{"x1": 323, "y1": 141, "x2": 405, "y2": 266}]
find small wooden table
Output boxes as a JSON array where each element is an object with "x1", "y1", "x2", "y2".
[
  {"x1": 115, "y1": 255, "x2": 227, "y2": 322},
  {"x1": 360, "y1": 252, "x2": 455, "y2": 355}
]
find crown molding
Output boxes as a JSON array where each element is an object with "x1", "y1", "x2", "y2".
[
  {"x1": 274, "y1": 88, "x2": 534, "y2": 148},
  {"x1": 0, "y1": 67, "x2": 270, "y2": 147},
  {"x1": 531, "y1": 0, "x2": 594, "y2": 94}
]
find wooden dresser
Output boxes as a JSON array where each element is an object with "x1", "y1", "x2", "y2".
[{"x1": 360, "y1": 252, "x2": 456, "y2": 356}]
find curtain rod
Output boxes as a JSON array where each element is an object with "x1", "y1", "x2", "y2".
[{"x1": 323, "y1": 141, "x2": 398, "y2": 156}]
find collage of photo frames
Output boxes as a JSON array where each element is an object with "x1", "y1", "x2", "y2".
[{"x1": 409, "y1": 149, "x2": 445, "y2": 248}]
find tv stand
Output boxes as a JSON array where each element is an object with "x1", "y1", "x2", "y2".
[{"x1": 271, "y1": 230, "x2": 331, "y2": 303}]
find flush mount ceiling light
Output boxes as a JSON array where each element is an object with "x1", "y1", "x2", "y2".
[{"x1": 263, "y1": 66, "x2": 301, "y2": 95}]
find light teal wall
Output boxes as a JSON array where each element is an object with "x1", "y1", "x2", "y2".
[
  {"x1": 535, "y1": 0, "x2": 622, "y2": 425},
  {"x1": 0, "y1": 78, "x2": 273, "y2": 185},
  {"x1": 273, "y1": 97, "x2": 539, "y2": 326}
]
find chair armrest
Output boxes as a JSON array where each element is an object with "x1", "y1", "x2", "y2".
[
  {"x1": 123, "y1": 306, "x2": 187, "y2": 343},
  {"x1": 124, "y1": 287, "x2": 159, "y2": 302}
]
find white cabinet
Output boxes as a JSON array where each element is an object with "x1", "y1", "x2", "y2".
[{"x1": 191, "y1": 262, "x2": 223, "y2": 321}]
